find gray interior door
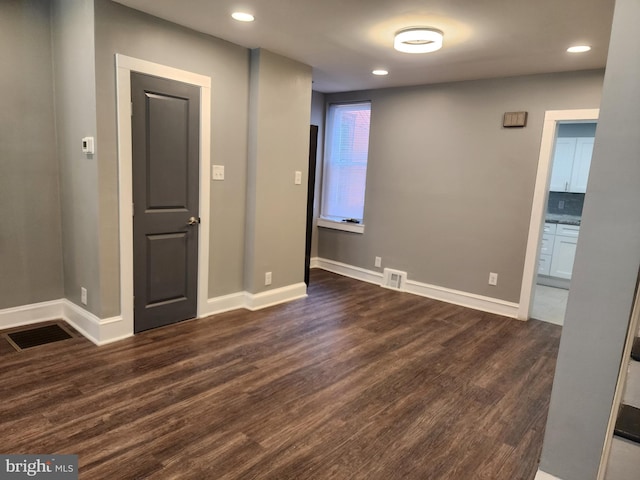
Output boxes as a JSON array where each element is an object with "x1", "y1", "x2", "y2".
[{"x1": 131, "y1": 72, "x2": 200, "y2": 333}]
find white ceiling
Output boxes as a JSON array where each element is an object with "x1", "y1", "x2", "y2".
[{"x1": 114, "y1": 0, "x2": 616, "y2": 93}]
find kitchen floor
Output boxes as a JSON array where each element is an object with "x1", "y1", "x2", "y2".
[{"x1": 532, "y1": 284, "x2": 569, "y2": 325}]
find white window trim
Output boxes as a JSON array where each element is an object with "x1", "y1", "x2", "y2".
[{"x1": 318, "y1": 217, "x2": 365, "y2": 234}]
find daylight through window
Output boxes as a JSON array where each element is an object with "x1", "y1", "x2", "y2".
[{"x1": 321, "y1": 102, "x2": 371, "y2": 223}]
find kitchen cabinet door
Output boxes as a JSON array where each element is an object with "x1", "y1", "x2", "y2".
[
  {"x1": 569, "y1": 137, "x2": 594, "y2": 193},
  {"x1": 549, "y1": 138, "x2": 576, "y2": 192},
  {"x1": 538, "y1": 254, "x2": 552, "y2": 276},
  {"x1": 540, "y1": 233, "x2": 554, "y2": 255},
  {"x1": 550, "y1": 235, "x2": 578, "y2": 279}
]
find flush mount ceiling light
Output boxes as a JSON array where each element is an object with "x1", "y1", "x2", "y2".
[
  {"x1": 394, "y1": 28, "x2": 443, "y2": 54},
  {"x1": 567, "y1": 45, "x2": 591, "y2": 53},
  {"x1": 372, "y1": 69, "x2": 389, "y2": 76},
  {"x1": 231, "y1": 11, "x2": 255, "y2": 22}
]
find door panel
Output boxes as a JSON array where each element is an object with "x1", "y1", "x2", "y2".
[
  {"x1": 570, "y1": 137, "x2": 594, "y2": 193},
  {"x1": 131, "y1": 73, "x2": 200, "y2": 333},
  {"x1": 147, "y1": 93, "x2": 189, "y2": 208},
  {"x1": 146, "y1": 233, "x2": 188, "y2": 304},
  {"x1": 550, "y1": 235, "x2": 578, "y2": 280},
  {"x1": 549, "y1": 137, "x2": 576, "y2": 192}
]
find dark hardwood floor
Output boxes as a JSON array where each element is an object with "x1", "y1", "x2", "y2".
[{"x1": 0, "y1": 269, "x2": 561, "y2": 479}]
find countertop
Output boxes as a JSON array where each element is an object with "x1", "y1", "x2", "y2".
[{"x1": 545, "y1": 213, "x2": 581, "y2": 226}]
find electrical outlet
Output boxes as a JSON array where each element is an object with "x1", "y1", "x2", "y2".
[
  {"x1": 488, "y1": 272, "x2": 498, "y2": 286},
  {"x1": 294, "y1": 171, "x2": 302, "y2": 185},
  {"x1": 375, "y1": 256, "x2": 382, "y2": 268},
  {"x1": 81, "y1": 287, "x2": 88, "y2": 305},
  {"x1": 212, "y1": 165, "x2": 225, "y2": 180},
  {"x1": 265, "y1": 272, "x2": 272, "y2": 286},
  {"x1": 559, "y1": 200, "x2": 565, "y2": 210}
]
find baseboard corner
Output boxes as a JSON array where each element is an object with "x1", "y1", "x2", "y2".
[
  {"x1": 245, "y1": 282, "x2": 308, "y2": 311},
  {"x1": 201, "y1": 291, "x2": 246, "y2": 318}
]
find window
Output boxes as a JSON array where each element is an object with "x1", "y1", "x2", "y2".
[{"x1": 320, "y1": 102, "x2": 371, "y2": 232}]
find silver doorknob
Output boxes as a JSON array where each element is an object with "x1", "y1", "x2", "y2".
[{"x1": 187, "y1": 216, "x2": 200, "y2": 226}]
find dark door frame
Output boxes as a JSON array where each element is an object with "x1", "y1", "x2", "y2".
[{"x1": 305, "y1": 125, "x2": 319, "y2": 285}]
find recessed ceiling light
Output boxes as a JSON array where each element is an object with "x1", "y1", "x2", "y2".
[
  {"x1": 394, "y1": 28, "x2": 443, "y2": 54},
  {"x1": 231, "y1": 12, "x2": 254, "y2": 22},
  {"x1": 372, "y1": 69, "x2": 389, "y2": 76},
  {"x1": 567, "y1": 45, "x2": 591, "y2": 53}
]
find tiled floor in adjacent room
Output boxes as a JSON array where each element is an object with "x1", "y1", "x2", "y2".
[{"x1": 532, "y1": 284, "x2": 569, "y2": 325}]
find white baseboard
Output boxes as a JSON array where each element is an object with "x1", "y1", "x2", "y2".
[
  {"x1": 62, "y1": 300, "x2": 102, "y2": 344},
  {"x1": 201, "y1": 292, "x2": 246, "y2": 317},
  {"x1": 405, "y1": 279, "x2": 519, "y2": 318},
  {"x1": 0, "y1": 266, "x2": 517, "y2": 342},
  {"x1": 0, "y1": 283, "x2": 307, "y2": 346},
  {"x1": 310, "y1": 257, "x2": 320, "y2": 269},
  {"x1": 62, "y1": 300, "x2": 128, "y2": 346},
  {"x1": 315, "y1": 258, "x2": 384, "y2": 285},
  {"x1": 0, "y1": 299, "x2": 128, "y2": 346},
  {"x1": 315, "y1": 257, "x2": 519, "y2": 319},
  {"x1": 1, "y1": 283, "x2": 308, "y2": 347},
  {"x1": 245, "y1": 282, "x2": 308, "y2": 311},
  {"x1": 0, "y1": 299, "x2": 63, "y2": 330},
  {"x1": 535, "y1": 470, "x2": 563, "y2": 480}
]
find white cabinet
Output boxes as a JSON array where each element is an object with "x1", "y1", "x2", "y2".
[
  {"x1": 539, "y1": 223, "x2": 580, "y2": 280},
  {"x1": 550, "y1": 235, "x2": 578, "y2": 279},
  {"x1": 555, "y1": 223, "x2": 580, "y2": 238},
  {"x1": 538, "y1": 223, "x2": 556, "y2": 276},
  {"x1": 549, "y1": 138, "x2": 576, "y2": 192},
  {"x1": 549, "y1": 137, "x2": 594, "y2": 193},
  {"x1": 570, "y1": 138, "x2": 594, "y2": 193},
  {"x1": 538, "y1": 254, "x2": 552, "y2": 276},
  {"x1": 543, "y1": 223, "x2": 557, "y2": 235}
]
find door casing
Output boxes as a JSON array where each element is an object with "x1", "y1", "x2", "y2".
[{"x1": 116, "y1": 54, "x2": 211, "y2": 338}]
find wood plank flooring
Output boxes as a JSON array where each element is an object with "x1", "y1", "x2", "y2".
[{"x1": 0, "y1": 269, "x2": 561, "y2": 479}]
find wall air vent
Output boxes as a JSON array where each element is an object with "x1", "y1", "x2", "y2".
[{"x1": 382, "y1": 268, "x2": 407, "y2": 291}]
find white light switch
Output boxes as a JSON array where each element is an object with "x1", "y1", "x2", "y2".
[
  {"x1": 294, "y1": 171, "x2": 302, "y2": 185},
  {"x1": 212, "y1": 165, "x2": 225, "y2": 181},
  {"x1": 81, "y1": 137, "x2": 94, "y2": 154}
]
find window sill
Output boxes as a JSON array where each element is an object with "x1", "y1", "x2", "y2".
[{"x1": 317, "y1": 218, "x2": 365, "y2": 234}]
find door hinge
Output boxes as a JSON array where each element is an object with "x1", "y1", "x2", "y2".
[
  {"x1": 132, "y1": 203, "x2": 134, "y2": 216},
  {"x1": 130, "y1": 101, "x2": 133, "y2": 117}
]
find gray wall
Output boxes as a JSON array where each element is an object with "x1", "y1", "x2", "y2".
[
  {"x1": 310, "y1": 90, "x2": 326, "y2": 259},
  {"x1": 93, "y1": 0, "x2": 251, "y2": 312},
  {"x1": 52, "y1": 0, "x2": 101, "y2": 315},
  {"x1": 244, "y1": 49, "x2": 312, "y2": 293},
  {"x1": 0, "y1": 0, "x2": 63, "y2": 309},
  {"x1": 539, "y1": 0, "x2": 640, "y2": 478},
  {"x1": 319, "y1": 70, "x2": 604, "y2": 302}
]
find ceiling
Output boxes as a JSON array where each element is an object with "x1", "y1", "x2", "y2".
[{"x1": 114, "y1": 0, "x2": 616, "y2": 93}]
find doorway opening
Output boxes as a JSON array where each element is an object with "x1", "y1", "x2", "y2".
[
  {"x1": 518, "y1": 109, "x2": 599, "y2": 323},
  {"x1": 531, "y1": 121, "x2": 596, "y2": 324}
]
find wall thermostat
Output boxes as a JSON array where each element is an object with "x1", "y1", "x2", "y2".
[{"x1": 82, "y1": 136, "x2": 95, "y2": 154}]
